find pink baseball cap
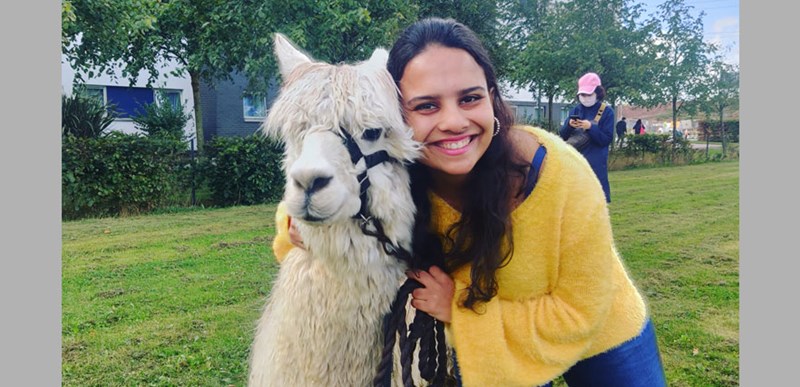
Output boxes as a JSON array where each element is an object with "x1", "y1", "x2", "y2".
[{"x1": 577, "y1": 72, "x2": 602, "y2": 95}]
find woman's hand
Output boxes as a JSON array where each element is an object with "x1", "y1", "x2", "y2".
[
  {"x1": 570, "y1": 118, "x2": 590, "y2": 130},
  {"x1": 408, "y1": 266, "x2": 455, "y2": 323},
  {"x1": 287, "y1": 216, "x2": 305, "y2": 250}
]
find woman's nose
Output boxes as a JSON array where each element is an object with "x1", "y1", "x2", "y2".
[{"x1": 436, "y1": 103, "x2": 470, "y2": 133}]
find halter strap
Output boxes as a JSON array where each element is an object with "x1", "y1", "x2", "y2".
[{"x1": 336, "y1": 126, "x2": 412, "y2": 263}]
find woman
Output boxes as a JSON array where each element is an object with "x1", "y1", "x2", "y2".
[
  {"x1": 633, "y1": 118, "x2": 644, "y2": 135},
  {"x1": 275, "y1": 18, "x2": 666, "y2": 387},
  {"x1": 559, "y1": 72, "x2": 614, "y2": 203}
]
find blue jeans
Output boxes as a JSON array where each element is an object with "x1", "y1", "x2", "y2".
[{"x1": 453, "y1": 319, "x2": 666, "y2": 387}]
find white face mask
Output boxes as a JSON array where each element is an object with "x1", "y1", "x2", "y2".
[{"x1": 579, "y1": 94, "x2": 597, "y2": 107}]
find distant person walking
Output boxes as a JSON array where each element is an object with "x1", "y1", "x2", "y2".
[
  {"x1": 633, "y1": 119, "x2": 644, "y2": 135},
  {"x1": 616, "y1": 117, "x2": 627, "y2": 146}
]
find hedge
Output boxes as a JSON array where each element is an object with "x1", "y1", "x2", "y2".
[
  {"x1": 698, "y1": 120, "x2": 739, "y2": 142},
  {"x1": 199, "y1": 134, "x2": 285, "y2": 207},
  {"x1": 62, "y1": 133, "x2": 186, "y2": 220}
]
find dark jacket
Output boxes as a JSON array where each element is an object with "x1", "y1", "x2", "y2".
[
  {"x1": 616, "y1": 120, "x2": 627, "y2": 136},
  {"x1": 633, "y1": 120, "x2": 643, "y2": 135},
  {"x1": 559, "y1": 101, "x2": 614, "y2": 202}
]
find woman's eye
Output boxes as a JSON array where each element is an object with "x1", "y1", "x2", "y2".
[
  {"x1": 361, "y1": 128, "x2": 383, "y2": 141},
  {"x1": 461, "y1": 95, "x2": 482, "y2": 104},
  {"x1": 413, "y1": 103, "x2": 436, "y2": 112}
]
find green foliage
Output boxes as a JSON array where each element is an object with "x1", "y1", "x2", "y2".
[
  {"x1": 62, "y1": 90, "x2": 117, "y2": 139},
  {"x1": 645, "y1": 0, "x2": 710, "y2": 131},
  {"x1": 415, "y1": 0, "x2": 508, "y2": 76},
  {"x1": 504, "y1": 0, "x2": 655, "y2": 129},
  {"x1": 698, "y1": 120, "x2": 739, "y2": 143},
  {"x1": 62, "y1": 132, "x2": 186, "y2": 220},
  {"x1": 610, "y1": 133, "x2": 702, "y2": 169},
  {"x1": 200, "y1": 135, "x2": 285, "y2": 207},
  {"x1": 132, "y1": 94, "x2": 191, "y2": 141}
]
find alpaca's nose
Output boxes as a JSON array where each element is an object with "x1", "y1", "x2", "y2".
[
  {"x1": 306, "y1": 176, "x2": 332, "y2": 194},
  {"x1": 291, "y1": 169, "x2": 333, "y2": 195}
]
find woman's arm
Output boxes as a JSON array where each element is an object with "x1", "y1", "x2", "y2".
[
  {"x1": 586, "y1": 106, "x2": 614, "y2": 146},
  {"x1": 446, "y1": 184, "x2": 618, "y2": 386}
]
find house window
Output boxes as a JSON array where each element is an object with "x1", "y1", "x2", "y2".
[
  {"x1": 243, "y1": 95, "x2": 267, "y2": 121},
  {"x1": 157, "y1": 89, "x2": 182, "y2": 109},
  {"x1": 106, "y1": 86, "x2": 155, "y2": 119},
  {"x1": 78, "y1": 86, "x2": 181, "y2": 119},
  {"x1": 84, "y1": 86, "x2": 105, "y2": 102}
]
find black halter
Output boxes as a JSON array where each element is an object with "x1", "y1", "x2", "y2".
[
  {"x1": 337, "y1": 126, "x2": 412, "y2": 263},
  {"x1": 338, "y1": 126, "x2": 450, "y2": 386}
]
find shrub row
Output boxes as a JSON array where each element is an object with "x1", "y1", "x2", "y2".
[
  {"x1": 609, "y1": 134, "x2": 704, "y2": 170},
  {"x1": 62, "y1": 133, "x2": 186, "y2": 220},
  {"x1": 62, "y1": 133, "x2": 285, "y2": 220},
  {"x1": 698, "y1": 119, "x2": 739, "y2": 142},
  {"x1": 200, "y1": 135, "x2": 285, "y2": 207}
]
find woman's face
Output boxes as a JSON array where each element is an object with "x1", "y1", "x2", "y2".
[{"x1": 398, "y1": 45, "x2": 494, "y2": 179}]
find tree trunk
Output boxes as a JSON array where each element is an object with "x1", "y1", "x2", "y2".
[
  {"x1": 190, "y1": 71, "x2": 204, "y2": 151},
  {"x1": 547, "y1": 94, "x2": 555, "y2": 132},
  {"x1": 719, "y1": 106, "x2": 727, "y2": 157},
  {"x1": 672, "y1": 95, "x2": 678, "y2": 162}
]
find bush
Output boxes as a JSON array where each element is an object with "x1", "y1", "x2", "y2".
[
  {"x1": 610, "y1": 134, "x2": 702, "y2": 170},
  {"x1": 62, "y1": 89, "x2": 117, "y2": 138},
  {"x1": 698, "y1": 120, "x2": 739, "y2": 143},
  {"x1": 62, "y1": 132, "x2": 186, "y2": 220},
  {"x1": 132, "y1": 93, "x2": 191, "y2": 141},
  {"x1": 200, "y1": 134, "x2": 285, "y2": 206}
]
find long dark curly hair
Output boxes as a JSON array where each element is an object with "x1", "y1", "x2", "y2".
[{"x1": 387, "y1": 17, "x2": 529, "y2": 310}]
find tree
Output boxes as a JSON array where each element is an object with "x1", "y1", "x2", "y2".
[
  {"x1": 62, "y1": 0, "x2": 277, "y2": 151},
  {"x1": 503, "y1": 0, "x2": 655, "y2": 132},
  {"x1": 644, "y1": 0, "x2": 711, "y2": 145},
  {"x1": 62, "y1": 1, "x2": 423, "y2": 151},
  {"x1": 503, "y1": 0, "x2": 572, "y2": 131},
  {"x1": 699, "y1": 57, "x2": 739, "y2": 157},
  {"x1": 414, "y1": 0, "x2": 510, "y2": 77}
]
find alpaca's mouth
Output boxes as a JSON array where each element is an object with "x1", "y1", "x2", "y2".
[{"x1": 302, "y1": 213, "x2": 328, "y2": 223}]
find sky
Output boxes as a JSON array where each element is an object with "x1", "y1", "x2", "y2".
[{"x1": 639, "y1": 0, "x2": 740, "y2": 66}]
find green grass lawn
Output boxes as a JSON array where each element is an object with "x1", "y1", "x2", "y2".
[{"x1": 62, "y1": 161, "x2": 739, "y2": 386}]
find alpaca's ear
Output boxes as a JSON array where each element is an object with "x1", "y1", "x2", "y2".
[
  {"x1": 360, "y1": 48, "x2": 389, "y2": 74},
  {"x1": 274, "y1": 33, "x2": 313, "y2": 80}
]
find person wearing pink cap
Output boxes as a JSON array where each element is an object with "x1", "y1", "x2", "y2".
[{"x1": 559, "y1": 72, "x2": 614, "y2": 203}]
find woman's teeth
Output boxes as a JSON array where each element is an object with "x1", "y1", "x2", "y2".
[{"x1": 440, "y1": 137, "x2": 471, "y2": 150}]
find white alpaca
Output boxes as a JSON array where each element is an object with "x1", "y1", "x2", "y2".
[{"x1": 247, "y1": 34, "x2": 422, "y2": 387}]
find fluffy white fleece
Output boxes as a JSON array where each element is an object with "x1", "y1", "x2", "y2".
[{"x1": 247, "y1": 33, "x2": 420, "y2": 387}]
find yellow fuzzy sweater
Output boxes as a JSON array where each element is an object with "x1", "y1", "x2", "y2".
[{"x1": 271, "y1": 126, "x2": 647, "y2": 386}]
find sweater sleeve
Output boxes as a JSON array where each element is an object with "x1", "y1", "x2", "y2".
[
  {"x1": 587, "y1": 106, "x2": 614, "y2": 147},
  {"x1": 558, "y1": 107, "x2": 579, "y2": 140},
  {"x1": 446, "y1": 187, "x2": 617, "y2": 386},
  {"x1": 271, "y1": 201, "x2": 294, "y2": 264}
]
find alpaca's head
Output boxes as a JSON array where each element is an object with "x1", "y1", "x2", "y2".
[{"x1": 265, "y1": 34, "x2": 420, "y2": 226}]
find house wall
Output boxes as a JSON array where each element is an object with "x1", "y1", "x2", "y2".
[
  {"x1": 502, "y1": 83, "x2": 573, "y2": 127},
  {"x1": 200, "y1": 72, "x2": 280, "y2": 141},
  {"x1": 61, "y1": 56, "x2": 196, "y2": 139}
]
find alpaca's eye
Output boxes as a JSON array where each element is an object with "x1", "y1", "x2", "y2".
[{"x1": 361, "y1": 128, "x2": 383, "y2": 142}]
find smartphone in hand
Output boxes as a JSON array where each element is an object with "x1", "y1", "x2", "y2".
[{"x1": 569, "y1": 114, "x2": 581, "y2": 121}]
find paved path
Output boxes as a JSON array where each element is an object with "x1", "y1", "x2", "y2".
[{"x1": 691, "y1": 143, "x2": 721, "y2": 150}]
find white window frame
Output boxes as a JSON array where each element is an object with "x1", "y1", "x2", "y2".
[
  {"x1": 156, "y1": 89, "x2": 182, "y2": 109},
  {"x1": 243, "y1": 94, "x2": 268, "y2": 122},
  {"x1": 84, "y1": 85, "x2": 107, "y2": 104}
]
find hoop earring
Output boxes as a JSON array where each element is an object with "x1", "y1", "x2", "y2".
[{"x1": 493, "y1": 117, "x2": 501, "y2": 137}]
